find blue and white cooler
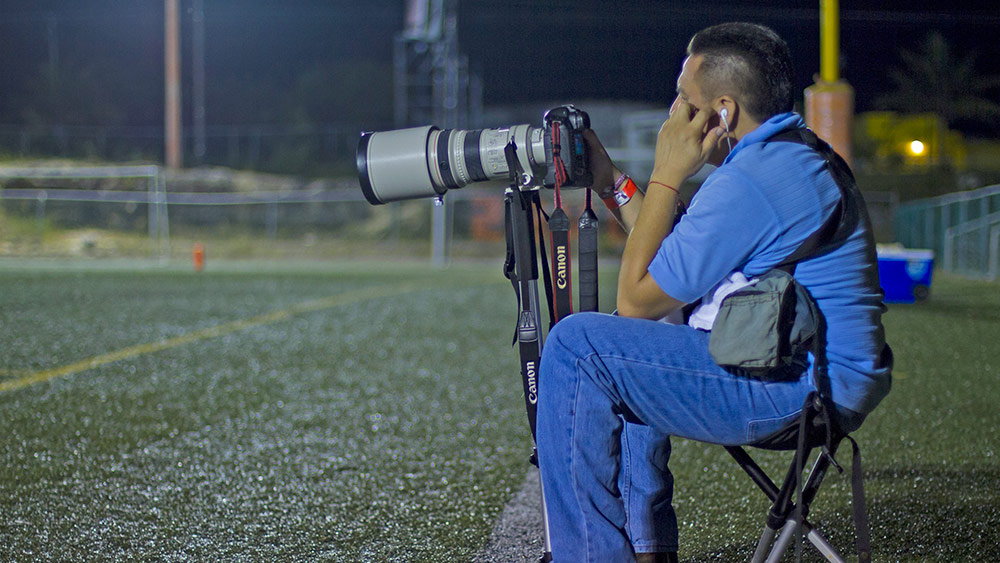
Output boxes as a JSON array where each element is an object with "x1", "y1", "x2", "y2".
[{"x1": 876, "y1": 246, "x2": 935, "y2": 303}]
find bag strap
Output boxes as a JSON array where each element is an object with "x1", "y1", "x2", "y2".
[
  {"x1": 846, "y1": 434, "x2": 872, "y2": 563},
  {"x1": 768, "y1": 129, "x2": 866, "y2": 395},
  {"x1": 769, "y1": 131, "x2": 873, "y2": 562},
  {"x1": 788, "y1": 393, "x2": 871, "y2": 563},
  {"x1": 684, "y1": 129, "x2": 857, "y2": 321},
  {"x1": 768, "y1": 128, "x2": 860, "y2": 274}
]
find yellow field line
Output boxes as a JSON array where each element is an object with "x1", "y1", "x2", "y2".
[{"x1": 0, "y1": 280, "x2": 444, "y2": 393}]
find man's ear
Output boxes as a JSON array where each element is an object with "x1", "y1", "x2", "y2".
[{"x1": 714, "y1": 97, "x2": 737, "y2": 125}]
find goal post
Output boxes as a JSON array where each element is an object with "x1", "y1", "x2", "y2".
[{"x1": 0, "y1": 165, "x2": 168, "y2": 260}]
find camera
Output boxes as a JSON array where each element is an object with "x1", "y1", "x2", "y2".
[{"x1": 357, "y1": 105, "x2": 592, "y2": 205}]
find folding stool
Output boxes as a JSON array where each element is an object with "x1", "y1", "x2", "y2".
[{"x1": 724, "y1": 391, "x2": 871, "y2": 563}]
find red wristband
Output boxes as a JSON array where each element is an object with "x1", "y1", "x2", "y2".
[
  {"x1": 613, "y1": 177, "x2": 638, "y2": 207},
  {"x1": 614, "y1": 172, "x2": 630, "y2": 190},
  {"x1": 648, "y1": 180, "x2": 679, "y2": 195},
  {"x1": 622, "y1": 177, "x2": 638, "y2": 197}
]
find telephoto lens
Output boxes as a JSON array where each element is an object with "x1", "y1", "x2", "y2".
[
  {"x1": 357, "y1": 105, "x2": 591, "y2": 205},
  {"x1": 357, "y1": 125, "x2": 545, "y2": 205}
]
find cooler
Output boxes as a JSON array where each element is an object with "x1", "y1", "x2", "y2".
[{"x1": 876, "y1": 247, "x2": 934, "y2": 303}]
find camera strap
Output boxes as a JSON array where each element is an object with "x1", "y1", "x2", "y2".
[
  {"x1": 535, "y1": 199, "x2": 556, "y2": 329},
  {"x1": 502, "y1": 147, "x2": 557, "y2": 443},
  {"x1": 578, "y1": 190, "x2": 599, "y2": 312},
  {"x1": 503, "y1": 189, "x2": 543, "y2": 440},
  {"x1": 548, "y1": 125, "x2": 574, "y2": 322}
]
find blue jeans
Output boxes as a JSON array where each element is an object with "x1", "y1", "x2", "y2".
[{"x1": 536, "y1": 312, "x2": 863, "y2": 562}]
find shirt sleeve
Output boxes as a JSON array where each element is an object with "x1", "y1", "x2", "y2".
[{"x1": 647, "y1": 169, "x2": 778, "y2": 303}]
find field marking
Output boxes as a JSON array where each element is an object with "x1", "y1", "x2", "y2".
[{"x1": 0, "y1": 279, "x2": 464, "y2": 393}]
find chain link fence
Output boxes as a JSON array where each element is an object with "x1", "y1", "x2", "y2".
[
  {"x1": 895, "y1": 184, "x2": 1000, "y2": 280},
  {"x1": 0, "y1": 165, "x2": 632, "y2": 265}
]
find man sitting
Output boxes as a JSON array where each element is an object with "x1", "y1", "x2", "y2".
[{"x1": 536, "y1": 22, "x2": 891, "y2": 562}]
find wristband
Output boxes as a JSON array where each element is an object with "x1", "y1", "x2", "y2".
[
  {"x1": 648, "y1": 180, "x2": 679, "y2": 195},
  {"x1": 601, "y1": 173, "x2": 632, "y2": 210},
  {"x1": 598, "y1": 172, "x2": 629, "y2": 209},
  {"x1": 614, "y1": 172, "x2": 630, "y2": 190},
  {"x1": 613, "y1": 176, "x2": 639, "y2": 207}
]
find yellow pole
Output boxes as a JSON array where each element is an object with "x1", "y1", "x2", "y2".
[
  {"x1": 820, "y1": 0, "x2": 839, "y2": 83},
  {"x1": 806, "y1": 0, "x2": 854, "y2": 166}
]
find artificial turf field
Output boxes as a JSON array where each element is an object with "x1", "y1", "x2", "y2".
[{"x1": 0, "y1": 258, "x2": 997, "y2": 562}]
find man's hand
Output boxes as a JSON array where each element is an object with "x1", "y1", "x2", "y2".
[
  {"x1": 615, "y1": 102, "x2": 724, "y2": 319},
  {"x1": 581, "y1": 129, "x2": 620, "y2": 198},
  {"x1": 651, "y1": 101, "x2": 725, "y2": 188}
]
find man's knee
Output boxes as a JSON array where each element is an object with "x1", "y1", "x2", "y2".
[
  {"x1": 540, "y1": 313, "x2": 609, "y2": 396},
  {"x1": 545, "y1": 311, "x2": 612, "y2": 352}
]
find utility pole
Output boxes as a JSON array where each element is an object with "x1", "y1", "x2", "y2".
[
  {"x1": 192, "y1": 0, "x2": 207, "y2": 164},
  {"x1": 805, "y1": 0, "x2": 854, "y2": 166},
  {"x1": 46, "y1": 13, "x2": 59, "y2": 70},
  {"x1": 165, "y1": 0, "x2": 182, "y2": 169}
]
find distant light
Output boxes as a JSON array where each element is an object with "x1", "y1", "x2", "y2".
[{"x1": 909, "y1": 140, "x2": 926, "y2": 156}]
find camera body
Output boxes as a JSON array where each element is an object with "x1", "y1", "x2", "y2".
[
  {"x1": 357, "y1": 105, "x2": 592, "y2": 205},
  {"x1": 541, "y1": 105, "x2": 592, "y2": 191}
]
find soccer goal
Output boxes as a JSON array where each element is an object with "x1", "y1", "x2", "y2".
[{"x1": 0, "y1": 164, "x2": 168, "y2": 260}]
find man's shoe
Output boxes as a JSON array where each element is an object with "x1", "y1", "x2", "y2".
[{"x1": 635, "y1": 553, "x2": 678, "y2": 563}]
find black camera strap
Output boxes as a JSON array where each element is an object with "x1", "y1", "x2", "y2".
[
  {"x1": 548, "y1": 125, "x2": 574, "y2": 322},
  {"x1": 536, "y1": 199, "x2": 556, "y2": 329},
  {"x1": 502, "y1": 141, "x2": 559, "y2": 443},
  {"x1": 503, "y1": 189, "x2": 543, "y2": 441},
  {"x1": 578, "y1": 190, "x2": 600, "y2": 312},
  {"x1": 549, "y1": 207, "x2": 572, "y2": 320}
]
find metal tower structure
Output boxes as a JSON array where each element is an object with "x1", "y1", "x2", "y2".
[
  {"x1": 395, "y1": 0, "x2": 481, "y2": 130},
  {"x1": 394, "y1": 0, "x2": 482, "y2": 265}
]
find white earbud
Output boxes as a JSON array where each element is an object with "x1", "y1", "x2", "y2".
[{"x1": 719, "y1": 108, "x2": 732, "y2": 153}]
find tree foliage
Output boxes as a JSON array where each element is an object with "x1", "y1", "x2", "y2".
[
  {"x1": 875, "y1": 32, "x2": 1000, "y2": 135},
  {"x1": 19, "y1": 60, "x2": 123, "y2": 127},
  {"x1": 282, "y1": 60, "x2": 394, "y2": 127}
]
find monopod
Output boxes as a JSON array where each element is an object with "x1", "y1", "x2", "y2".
[{"x1": 501, "y1": 139, "x2": 599, "y2": 562}]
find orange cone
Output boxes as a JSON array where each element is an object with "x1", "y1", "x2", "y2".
[{"x1": 193, "y1": 243, "x2": 205, "y2": 272}]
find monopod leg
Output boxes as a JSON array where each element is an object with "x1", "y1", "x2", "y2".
[{"x1": 505, "y1": 188, "x2": 553, "y2": 562}]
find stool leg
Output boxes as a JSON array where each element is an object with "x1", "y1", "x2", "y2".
[
  {"x1": 803, "y1": 521, "x2": 847, "y2": 563},
  {"x1": 764, "y1": 517, "x2": 801, "y2": 563},
  {"x1": 750, "y1": 524, "x2": 777, "y2": 563},
  {"x1": 760, "y1": 518, "x2": 848, "y2": 563}
]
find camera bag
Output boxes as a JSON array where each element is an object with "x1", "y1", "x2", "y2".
[{"x1": 709, "y1": 268, "x2": 820, "y2": 375}]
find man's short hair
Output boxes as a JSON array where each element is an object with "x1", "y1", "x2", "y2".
[{"x1": 687, "y1": 22, "x2": 794, "y2": 122}]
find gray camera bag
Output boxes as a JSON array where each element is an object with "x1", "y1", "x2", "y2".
[{"x1": 709, "y1": 269, "x2": 821, "y2": 374}]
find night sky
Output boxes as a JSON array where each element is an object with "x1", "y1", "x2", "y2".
[{"x1": 1, "y1": 0, "x2": 998, "y2": 133}]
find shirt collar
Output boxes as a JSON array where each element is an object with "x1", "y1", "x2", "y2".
[{"x1": 722, "y1": 112, "x2": 804, "y2": 164}]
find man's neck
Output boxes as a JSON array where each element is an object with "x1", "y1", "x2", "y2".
[{"x1": 731, "y1": 117, "x2": 762, "y2": 144}]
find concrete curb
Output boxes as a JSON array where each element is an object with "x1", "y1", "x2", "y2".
[{"x1": 473, "y1": 467, "x2": 546, "y2": 563}]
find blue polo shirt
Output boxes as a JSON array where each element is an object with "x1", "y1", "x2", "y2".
[{"x1": 648, "y1": 112, "x2": 891, "y2": 414}]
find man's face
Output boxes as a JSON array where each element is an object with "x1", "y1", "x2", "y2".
[
  {"x1": 671, "y1": 54, "x2": 710, "y2": 117},
  {"x1": 670, "y1": 54, "x2": 730, "y2": 165}
]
